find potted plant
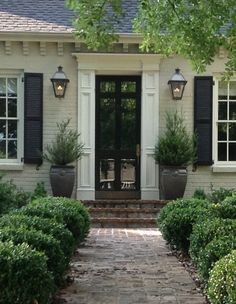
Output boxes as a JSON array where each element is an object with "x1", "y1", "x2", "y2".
[
  {"x1": 43, "y1": 119, "x2": 84, "y2": 198},
  {"x1": 154, "y1": 111, "x2": 196, "y2": 200}
]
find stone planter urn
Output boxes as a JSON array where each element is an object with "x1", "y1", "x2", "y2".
[
  {"x1": 50, "y1": 165, "x2": 75, "y2": 198},
  {"x1": 160, "y1": 166, "x2": 187, "y2": 200}
]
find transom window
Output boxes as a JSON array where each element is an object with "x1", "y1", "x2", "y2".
[
  {"x1": 217, "y1": 81, "x2": 236, "y2": 162},
  {"x1": 0, "y1": 76, "x2": 21, "y2": 162}
]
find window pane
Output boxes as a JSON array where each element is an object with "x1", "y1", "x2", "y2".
[
  {"x1": 8, "y1": 121, "x2": 17, "y2": 139},
  {"x1": 121, "y1": 81, "x2": 136, "y2": 93},
  {"x1": 8, "y1": 140, "x2": 17, "y2": 159},
  {"x1": 100, "y1": 98, "x2": 115, "y2": 149},
  {"x1": 7, "y1": 78, "x2": 17, "y2": 97},
  {"x1": 218, "y1": 102, "x2": 227, "y2": 120},
  {"x1": 229, "y1": 143, "x2": 236, "y2": 161},
  {"x1": 121, "y1": 98, "x2": 136, "y2": 149},
  {"x1": 8, "y1": 99, "x2": 17, "y2": 117},
  {"x1": 229, "y1": 82, "x2": 236, "y2": 100},
  {"x1": 0, "y1": 121, "x2": 6, "y2": 139},
  {"x1": 218, "y1": 82, "x2": 228, "y2": 100},
  {"x1": 100, "y1": 81, "x2": 115, "y2": 93},
  {"x1": 121, "y1": 159, "x2": 136, "y2": 190},
  {"x1": 229, "y1": 102, "x2": 236, "y2": 120},
  {"x1": 99, "y1": 159, "x2": 115, "y2": 190},
  {"x1": 229, "y1": 123, "x2": 236, "y2": 140},
  {"x1": 218, "y1": 143, "x2": 227, "y2": 161},
  {"x1": 0, "y1": 98, "x2": 6, "y2": 117},
  {"x1": 0, "y1": 140, "x2": 6, "y2": 158},
  {"x1": 218, "y1": 123, "x2": 227, "y2": 140},
  {"x1": 0, "y1": 79, "x2": 6, "y2": 97}
]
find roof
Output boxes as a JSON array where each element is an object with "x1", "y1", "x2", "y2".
[{"x1": 0, "y1": 0, "x2": 138, "y2": 35}]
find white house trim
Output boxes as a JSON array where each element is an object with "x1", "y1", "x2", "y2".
[{"x1": 73, "y1": 53, "x2": 162, "y2": 200}]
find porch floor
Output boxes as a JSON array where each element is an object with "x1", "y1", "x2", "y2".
[{"x1": 57, "y1": 228, "x2": 207, "y2": 304}]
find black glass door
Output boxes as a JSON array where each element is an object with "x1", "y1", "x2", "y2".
[{"x1": 95, "y1": 76, "x2": 141, "y2": 199}]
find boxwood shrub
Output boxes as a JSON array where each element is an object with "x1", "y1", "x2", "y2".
[
  {"x1": 157, "y1": 198, "x2": 211, "y2": 252},
  {"x1": 210, "y1": 196, "x2": 236, "y2": 219},
  {"x1": 0, "y1": 241, "x2": 54, "y2": 304},
  {"x1": 197, "y1": 236, "x2": 236, "y2": 283},
  {"x1": 189, "y1": 218, "x2": 236, "y2": 264},
  {"x1": 0, "y1": 213, "x2": 75, "y2": 258},
  {"x1": 28, "y1": 196, "x2": 91, "y2": 242},
  {"x1": 207, "y1": 250, "x2": 236, "y2": 304},
  {"x1": 0, "y1": 226, "x2": 67, "y2": 284}
]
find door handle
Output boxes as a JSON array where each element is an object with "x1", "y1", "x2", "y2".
[{"x1": 136, "y1": 144, "x2": 140, "y2": 164}]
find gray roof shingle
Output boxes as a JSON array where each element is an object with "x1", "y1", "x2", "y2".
[{"x1": 0, "y1": 0, "x2": 138, "y2": 34}]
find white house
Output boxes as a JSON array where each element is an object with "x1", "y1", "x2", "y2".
[{"x1": 0, "y1": 0, "x2": 235, "y2": 200}]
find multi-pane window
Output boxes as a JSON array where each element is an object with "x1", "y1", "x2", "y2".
[
  {"x1": 217, "y1": 81, "x2": 236, "y2": 162},
  {"x1": 0, "y1": 77, "x2": 18, "y2": 162}
]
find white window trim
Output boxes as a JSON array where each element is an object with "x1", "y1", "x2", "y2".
[
  {"x1": 212, "y1": 75, "x2": 236, "y2": 172},
  {"x1": 0, "y1": 71, "x2": 24, "y2": 169}
]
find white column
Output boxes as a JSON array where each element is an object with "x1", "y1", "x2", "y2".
[
  {"x1": 141, "y1": 68, "x2": 159, "y2": 199},
  {"x1": 76, "y1": 69, "x2": 95, "y2": 200}
]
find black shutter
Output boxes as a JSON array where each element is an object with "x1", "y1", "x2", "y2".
[
  {"x1": 194, "y1": 76, "x2": 213, "y2": 165},
  {"x1": 24, "y1": 73, "x2": 43, "y2": 165}
]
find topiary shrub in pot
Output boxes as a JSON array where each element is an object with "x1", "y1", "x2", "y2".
[
  {"x1": 43, "y1": 119, "x2": 84, "y2": 198},
  {"x1": 154, "y1": 111, "x2": 196, "y2": 200}
]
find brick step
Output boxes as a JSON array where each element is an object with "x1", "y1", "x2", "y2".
[
  {"x1": 89, "y1": 207, "x2": 160, "y2": 219},
  {"x1": 92, "y1": 217, "x2": 157, "y2": 228},
  {"x1": 83, "y1": 200, "x2": 167, "y2": 208}
]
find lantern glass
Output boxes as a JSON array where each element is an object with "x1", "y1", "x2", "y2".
[
  {"x1": 168, "y1": 68, "x2": 187, "y2": 100},
  {"x1": 51, "y1": 66, "x2": 69, "y2": 98}
]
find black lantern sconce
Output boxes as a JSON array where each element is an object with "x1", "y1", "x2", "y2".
[
  {"x1": 168, "y1": 68, "x2": 187, "y2": 100},
  {"x1": 51, "y1": 66, "x2": 69, "y2": 98}
]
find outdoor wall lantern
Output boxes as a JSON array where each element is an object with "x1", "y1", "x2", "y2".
[
  {"x1": 168, "y1": 68, "x2": 187, "y2": 100},
  {"x1": 51, "y1": 66, "x2": 69, "y2": 98}
]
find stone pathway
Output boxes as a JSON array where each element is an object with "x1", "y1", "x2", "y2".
[{"x1": 58, "y1": 228, "x2": 207, "y2": 304}]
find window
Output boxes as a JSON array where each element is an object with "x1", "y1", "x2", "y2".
[
  {"x1": 215, "y1": 80, "x2": 236, "y2": 163},
  {"x1": 0, "y1": 75, "x2": 23, "y2": 164}
]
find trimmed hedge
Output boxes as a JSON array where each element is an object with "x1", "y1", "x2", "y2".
[
  {"x1": 0, "y1": 214, "x2": 75, "y2": 258},
  {"x1": 0, "y1": 226, "x2": 67, "y2": 284},
  {"x1": 197, "y1": 236, "x2": 236, "y2": 283},
  {"x1": 0, "y1": 241, "x2": 54, "y2": 304},
  {"x1": 17, "y1": 197, "x2": 90, "y2": 243},
  {"x1": 210, "y1": 196, "x2": 236, "y2": 219},
  {"x1": 207, "y1": 250, "x2": 236, "y2": 304},
  {"x1": 189, "y1": 218, "x2": 236, "y2": 265},
  {"x1": 157, "y1": 198, "x2": 211, "y2": 252}
]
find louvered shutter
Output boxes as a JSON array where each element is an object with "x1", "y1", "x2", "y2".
[
  {"x1": 24, "y1": 73, "x2": 43, "y2": 165},
  {"x1": 194, "y1": 76, "x2": 213, "y2": 165}
]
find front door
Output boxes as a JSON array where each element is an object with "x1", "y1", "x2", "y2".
[{"x1": 95, "y1": 76, "x2": 141, "y2": 199}]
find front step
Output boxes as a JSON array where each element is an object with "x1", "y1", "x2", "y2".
[{"x1": 83, "y1": 200, "x2": 167, "y2": 228}]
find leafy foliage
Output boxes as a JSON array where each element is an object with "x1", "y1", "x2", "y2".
[
  {"x1": 0, "y1": 214, "x2": 75, "y2": 258},
  {"x1": 210, "y1": 197, "x2": 236, "y2": 219},
  {"x1": 0, "y1": 226, "x2": 67, "y2": 284},
  {"x1": 67, "y1": 0, "x2": 236, "y2": 76},
  {"x1": 207, "y1": 250, "x2": 236, "y2": 304},
  {"x1": 157, "y1": 198, "x2": 210, "y2": 252},
  {"x1": 43, "y1": 119, "x2": 84, "y2": 165},
  {"x1": 0, "y1": 241, "x2": 54, "y2": 304},
  {"x1": 154, "y1": 111, "x2": 196, "y2": 166},
  {"x1": 193, "y1": 188, "x2": 207, "y2": 200},
  {"x1": 189, "y1": 218, "x2": 236, "y2": 264},
  {"x1": 208, "y1": 187, "x2": 235, "y2": 204},
  {"x1": 66, "y1": 0, "x2": 123, "y2": 50}
]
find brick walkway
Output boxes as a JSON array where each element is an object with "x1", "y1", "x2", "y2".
[{"x1": 58, "y1": 228, "x2": 206, "y2": 304}]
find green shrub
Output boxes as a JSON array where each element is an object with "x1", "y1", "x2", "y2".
[
  {"x1": 197, "y1": 236, "x2": 236, "y2": 283},
  {"x1": 210, "y1": 196, "x2": 236, "y2": 219},
  {"x1": 0, "y1": 214, "x2": 75, "y2": 258},
  {"x1": 189, "y1": 218, "x2": 236, "y2": 264},
  {"x1": 31, "y1": 181, "x2": 47, "y2": 200},
  {"x1": 207, "y1": 250, "x2": 236, "y2": 304},
  {"x1": 193, "y1": 188, "x2": 207, "y2": 200},
  {"x1": 157, "y1": 198, "x2": 211, "y2": 252},
  {"x1": 0, "y1": 241, "x2": 54, "y2": 304},
  {"x1": 31, "y1": 196, "x2": 91, "y2": 242},
  {"x1": 0, "y1": 226, "x2": 67, "y2": 284},
  {"x1": 208, "y1": 187, "x2": 235, "y2": 204}
]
